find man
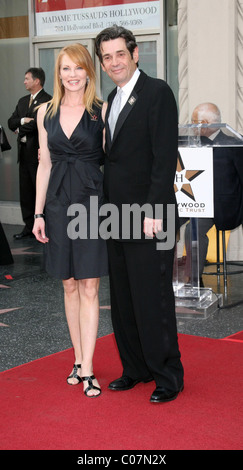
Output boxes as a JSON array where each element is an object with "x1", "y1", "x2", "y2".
[
  {"x1": 8, "y1": 68, "x2": 52, "y2": 239},
  {"x1": 184, "y1": 103, "x2": 243, "y2": 280},
  {"x1": 95, "y1": 26, "x2": 184, "y2": 403}
]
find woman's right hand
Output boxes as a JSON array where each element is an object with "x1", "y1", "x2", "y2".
[{"x1": 32, "y1": 218, "x2": 49, "y2": 243}]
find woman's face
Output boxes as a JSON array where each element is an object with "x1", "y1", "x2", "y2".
[{"x1": 59, "y1": 53, "x2": 88, "y2": 92}]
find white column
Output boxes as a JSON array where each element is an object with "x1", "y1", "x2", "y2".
[{"x1": 180, "y1": 0, "x2": 237, "y2": 126}]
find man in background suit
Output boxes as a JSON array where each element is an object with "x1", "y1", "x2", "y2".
[
  {"x1": 95, "y1": 26, "x2": 184, "y2": 403},
  {"x1": 184, "y1": 103, "x2": 243, "y2": 281},
  {"x1": 8, "y1": 68, "x2": 52, "y2": 239}
]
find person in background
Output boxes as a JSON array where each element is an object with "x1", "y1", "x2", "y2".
[
  {"x1": 0, "y1": 222, "x2": 13, "y2": 265},
  {"x1": 184, "y1": 103, "x2": 243, "y2": 283},
  {"x1": 8, "y1": 68, "x2": 52, "y2": 239}
]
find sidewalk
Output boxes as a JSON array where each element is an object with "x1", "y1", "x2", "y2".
[{"x1": 1, "y1": 223, "x2": 243, "y2": 372}]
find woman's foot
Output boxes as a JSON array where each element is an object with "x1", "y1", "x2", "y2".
[
  {"x1": 67, "y1": 364, "x2": 82, "y2": 385},
  {"x1": 82, "y1": 375, "x2": 101, "y2": 397}
]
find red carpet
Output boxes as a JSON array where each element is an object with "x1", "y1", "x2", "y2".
[
  {"x1": 0, "y1": 334, "x2": 242, "y2": 450},
  {"x1": 223, "y1": 330, "x2": 243, "y2": 342}
]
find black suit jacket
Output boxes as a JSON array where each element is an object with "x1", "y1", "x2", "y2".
[
  {"x1": 104, "y1": 70, "x2": 179, "y2": 241},
  {"x1": 8, "y1": 89, "x2": 52, "y2": 163},
  {"x1": 202, "y1": 131, "x2": 243, "y2": 230}
]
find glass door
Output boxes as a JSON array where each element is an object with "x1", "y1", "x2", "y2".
[
  {"x1": 96, "y1": 34, "x2": 163, "y2": 101},
  {"x1": 34, "y1": 35, "x2": 161, "y2": 101}
]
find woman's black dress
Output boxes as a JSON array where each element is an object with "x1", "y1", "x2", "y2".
[{"x1": 43, "y1": 104, "x2": 108, "y2": 280}]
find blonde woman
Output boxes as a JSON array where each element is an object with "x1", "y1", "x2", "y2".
[{"x1": 33, "y1": 44, "x2": 108, "y2": 398}]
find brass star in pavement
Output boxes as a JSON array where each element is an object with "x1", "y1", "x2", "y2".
[
  {"x1": 0, "y1": 307, "x2": 22, "y2": 314},
  {"x1": 0, "y1": 307, "x2": 22, "y2": 327},
  {"x1": 11, "y1": 247, "x2": 40, "y2": 255}
]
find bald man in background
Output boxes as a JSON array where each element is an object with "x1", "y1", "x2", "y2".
[{"x1": 184, "y1": 103, "x2": 243, "y2": 283}]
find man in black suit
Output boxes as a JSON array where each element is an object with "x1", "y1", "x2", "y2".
[
  {"x1": 8, "y1": 68, "x2": 52, "y2": 239},
  {"x1": 184, "y1": 103, "x2": 243, "y2": 280},
  {"x1": 95, "y1": 26, "x2": 184, "y2": 403}
]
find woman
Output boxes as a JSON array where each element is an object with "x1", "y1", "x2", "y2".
[{"x1": 33, "y1": 44, "x2": 108, "y2": 398}]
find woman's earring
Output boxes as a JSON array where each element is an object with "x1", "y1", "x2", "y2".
[{"x1": 86, "y1": 76, "x2": 90, "y2": 84}]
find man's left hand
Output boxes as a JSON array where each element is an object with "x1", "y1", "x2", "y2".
[{"x1": 143, "y1": 217, "x2": 162, "y2": 238}]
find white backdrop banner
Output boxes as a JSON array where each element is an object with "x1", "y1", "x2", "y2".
[{"x1": 175, "y1": 147, "x2": 214, "y2": 218}]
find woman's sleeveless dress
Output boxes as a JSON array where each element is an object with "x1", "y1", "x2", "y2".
[{"x1": 43, "y1": 104, "x2": 108, "y2": 280}]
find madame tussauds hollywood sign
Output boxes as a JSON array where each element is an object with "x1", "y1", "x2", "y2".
[{"x1": 35, "y1": 0, "x2": 160, "y2": 35}]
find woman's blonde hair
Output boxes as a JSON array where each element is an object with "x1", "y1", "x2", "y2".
[{"x1": 46, "y1": 43, "x2": 102, "y2": 118}]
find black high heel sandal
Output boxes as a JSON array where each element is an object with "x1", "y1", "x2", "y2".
[
  {"x1": 67, "y1": 364, "x2": 82, "y2": 385},
  {"x1": 82, "y1": 375, "x2": 101, "y2": 398}
]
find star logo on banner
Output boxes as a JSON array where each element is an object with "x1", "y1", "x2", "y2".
[{"x1": 174, "y1": 152, "x2": 204, "y2": 201}]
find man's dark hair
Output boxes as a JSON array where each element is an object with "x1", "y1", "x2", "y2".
[
  {"x1": 95, "y1": 25, "x2": 138, "y2": 63},
  {"x1": 25, "y1": 67, "x2": 45, "y2": 87}
]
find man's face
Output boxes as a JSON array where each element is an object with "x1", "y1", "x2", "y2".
[
  {"x1": 191, "y1": 109, "x2": 214, "y2": 137},
  {"x1": 24, "y1": 72, "x2": 37, "y2": 93},
  {"x1": 100, "y1": 37, "x2": 139, "y2": 87}
]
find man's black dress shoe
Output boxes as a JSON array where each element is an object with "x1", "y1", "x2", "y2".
[
  {"x1": 150, "y1": 384, "x2": 184, "y2": 403},
  {"x1": 13, "y1": 231, "x2": 34, "y2": 240},
  {"x1": 108, "y1": 375, "x2": 152, "y2": 391}
]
